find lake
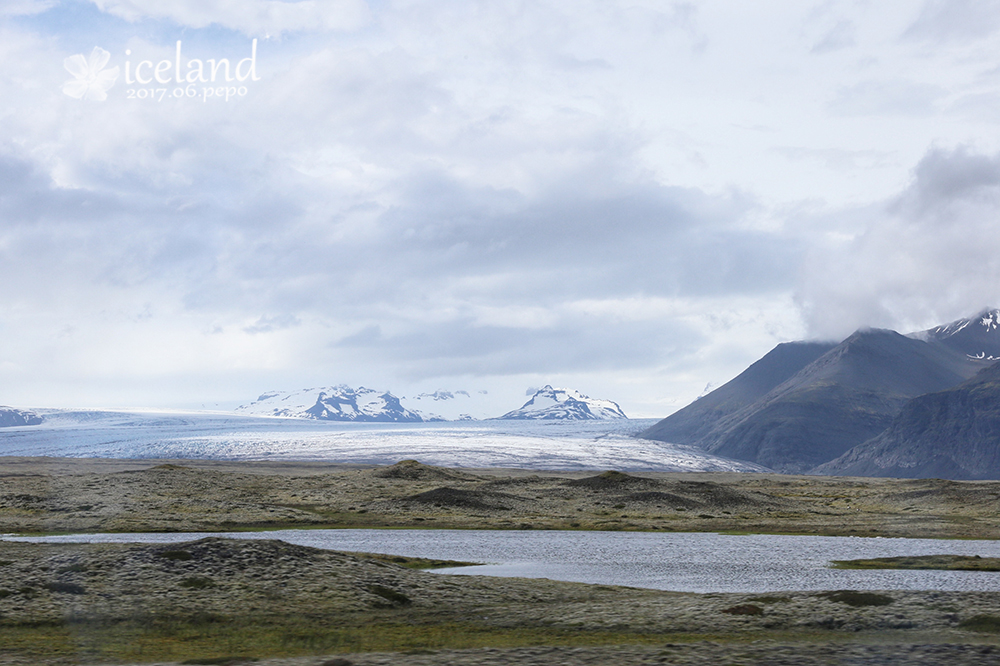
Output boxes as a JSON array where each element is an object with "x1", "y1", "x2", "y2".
[{"x1": 8, "y1": 529, "x2": 1000, "y2": 593}]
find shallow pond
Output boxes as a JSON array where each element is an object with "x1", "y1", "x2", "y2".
[{"x1": 8, "y1": 529, "x2": 1000, "y2": 593}]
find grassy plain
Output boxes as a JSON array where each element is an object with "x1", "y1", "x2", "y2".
[
  {"x1": 3, "y1": 457, "x2": 1000, "y2": 665},
  {"x1": 3, "y1": 457, "x2": 1000, "y2": 539}
]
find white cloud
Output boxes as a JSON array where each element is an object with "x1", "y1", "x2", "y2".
[
  {"x1": 796, "y1": 146, "x2": 1000, "y2": 339},
  {"x1": 0, "y1": 0, "x2": 57, "y2": 16},
  {"x1": 904, "y1": 0, "x2": 1000, "y2": 42},
  {"x1": 89, "y1": 0, "x2": 371, "y2": 35},
  {"x1": 5, "y1": 1, "x2": 1000, "y2": 413}
]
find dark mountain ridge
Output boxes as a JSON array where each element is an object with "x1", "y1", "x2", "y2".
[
  {"x1": 640, "y1": 310, "x2": 1000, "y2": 475},
  {"x1": 638, "y1": 341, "x2": 835, "y2": 446}
]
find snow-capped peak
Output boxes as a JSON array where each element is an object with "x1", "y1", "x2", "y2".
[
  {"x1": 919, "y1": 308, "x2": 1000, "y2": 361},
  {"x1": 497, "y1": 385, "x2": 627, "y2": 420},
  {"x1": 236, "y1": 385, "x2": 422, "y2": 422}
]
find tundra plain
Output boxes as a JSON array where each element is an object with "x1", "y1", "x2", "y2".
[{"x1": 3, "y1": 457, "x2": 1000, "y2": 665}]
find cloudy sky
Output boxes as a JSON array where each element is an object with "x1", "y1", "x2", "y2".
[{"x1": 4, "y1": 0, "x2": 1000, "y2": 417}]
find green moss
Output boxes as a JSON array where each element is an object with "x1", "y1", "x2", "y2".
[
  {"x1": 817, "y1": 591, "x2": 893, "y2": 607},
  {"x1": 180, "y1": 576, "x2": 217, "y2": 589},
  {"x1": 959, "y1": 615, "x2": 1000, "y2": 632},
  {"x1": 368, "y1": 585, "x2": 411, "y2": 606},
  {"x1": 350, "y1": 552, "x2": 478, "y2": 570},
  {"x1": 721, "y1": 605, "x2": 763, "y2": 616},
  {"x1": 42, "y1": 581, "x2": 86, "y2": 595},
  {"x1": 0, "y1": 617, "x2": 688, "y2": 663},
  {"x1": 57, "y1": 563, "x2": 87, "y2": 573}
]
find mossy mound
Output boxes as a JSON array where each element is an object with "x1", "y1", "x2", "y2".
[
  {"x1": 372, "y1": 460, "x2": 476, "y2": 482},
  {"x1": 565, "y1": 471, "x2": 659, "y2": 490},
  {"x1": 402, "y1": 486, "x2": 522, "y2": 511}
]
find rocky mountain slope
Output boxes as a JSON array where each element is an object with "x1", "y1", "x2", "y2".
[
  {"x1": 497, "y1": 385, "x2": 627, "y2": 420},
  {"x1": 638, "y1": 341, "x2": 835, "y2": 446},
  {"x1": 640, "y1": 309, "x2": 1000, "y2": 475},
  {"x1": 815, "y1": 361, "x2": 1000, "y2": 479}
]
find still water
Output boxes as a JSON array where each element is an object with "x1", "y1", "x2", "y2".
[{"x1": 7, "y1": 529, "x2": 1000, "y2": 593}]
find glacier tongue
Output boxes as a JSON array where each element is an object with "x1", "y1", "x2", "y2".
[{"x1": 0, "y1": 409, "x2": 771, "y2": 473}]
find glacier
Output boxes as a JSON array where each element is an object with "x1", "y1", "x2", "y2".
[{"x1": 0, "y1": 409, "x2": 770, "y2": 472}]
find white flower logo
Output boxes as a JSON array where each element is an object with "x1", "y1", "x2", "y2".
[{"x1": 62, "y1": 47, "x2": 119, "y2": 101}]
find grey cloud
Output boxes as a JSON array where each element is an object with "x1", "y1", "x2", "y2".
[
  {"x1": 370, "y1": 172, "x2": 799, "y2": 300},
  {"x1": 894, "y1": 146, "x2": 1000, "y2": 212},
  {"x1": 166, "y1": 160, "x2": 800, "y2": 334},
  {"x1": 904, "y1": 0, "x2": 1000, "y2": 42},
  {"x1": 337, "y1": 324, "x2": 382, "y2": 346},
  {"x1": 0, "y1": 154, "x2": 119, "y2": 224},
  {"x1": 828, "y1": 80, "x2": 944, "y2": 117},
  {"x1": 773, "y1": 146, "x2": 895, "y2": 171},
  {"x1": 89, "y1": 0, "x2": 371, "y2": 36},
  {"x1": 243, "y1": 314, "x2": 301, "y2": 334},
  {"x1": 811, "y1": 20, "x2": 856, "y2": 54},
  {"x1": 331, "y1": 313, "x2": 705, "y2": 381}
]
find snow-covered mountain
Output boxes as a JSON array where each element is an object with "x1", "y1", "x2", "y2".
[
  {"x1": 0, "y1": 407, "x2": 43, "y2": 427},
  {"x1": 236, "y1": 386, "x2": 422, "y2": 422},
  {"x1": 238, "y1": 384, "x2": 629, "y2": 422},
  {"x1": 498, "y1": 385, "x2": 628, "y2": 420}
]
